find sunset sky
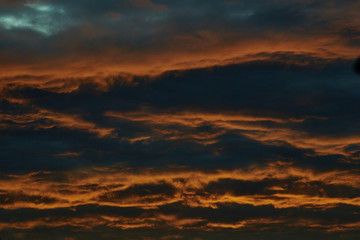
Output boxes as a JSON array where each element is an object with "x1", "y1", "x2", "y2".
[{"x1": 1, "y1": 0, "x2": 360, "y2": 239}]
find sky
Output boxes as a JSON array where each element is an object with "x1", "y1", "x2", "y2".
[{"x1": 0, "y1": 0, "x2": 360, "y2": 239}]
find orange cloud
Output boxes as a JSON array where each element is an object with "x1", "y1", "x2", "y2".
[
  {"x1": 0, "y1": 164, "x2": 359, "y2": 210},
  {"x1": 0, "y1": 44, "x2": 355, "y2": 95},
  {"x1": 0, "y1": 164, "x2": 359, "y2": 232},
  {"x1": 105, "y1": 110, "x2": 360, "y2": 156},
  {"x1": 0, "y1": 109, "x2": 115, "y2": 137}
]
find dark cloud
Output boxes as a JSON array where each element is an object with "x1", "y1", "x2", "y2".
[
  {"x1": 1, "y1": 1, "x2": 360, "y2": 239},
  {"x1": 0, "y1": 188, "x2": 360, "y2": 239},
  {"x1": 0, "y1": 0, "x2": 358, "y2": 76},
  {"x1": 1, "y1": 58, "x2": 360, "y2": 174},
  {"x1": 10, "y1": 56, "x2": 355, "y2": 118},
  {"x1": 99, "y1": 182, "x2": 176, "y2": 203},
  {"x1": 354, "y1": 57, "x2": 360, "y2": 75},
  {"x1": 0, "y1": 191, "x2": 59, "y2": 205}
]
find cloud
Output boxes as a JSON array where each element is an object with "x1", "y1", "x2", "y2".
[
  {"x1": 0, "y1": 2, "x2": 71, "y2": 35},
  {"x1": 1, "y1": 1, "x2": 360, "y2": 239},
  {"x1": 0, "y1": 164, "x2": 359, "y2": 211},
  {"x1": 1, "y1": 59, "x2": 360, "y2": 174},
  {"x1": 130, "y1": 0, "x2": 168, "y2": 10},
  {"x1": 0, "y1": 0, "x2": 358, "y2": 77}
]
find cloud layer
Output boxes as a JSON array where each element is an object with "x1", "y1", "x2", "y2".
[
  {"x1": 1, "y1": 0, "x2": 360, "y2": 239},
  {"x1": 0, "y1": 0, "x2": 359, "y2": 77}
]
